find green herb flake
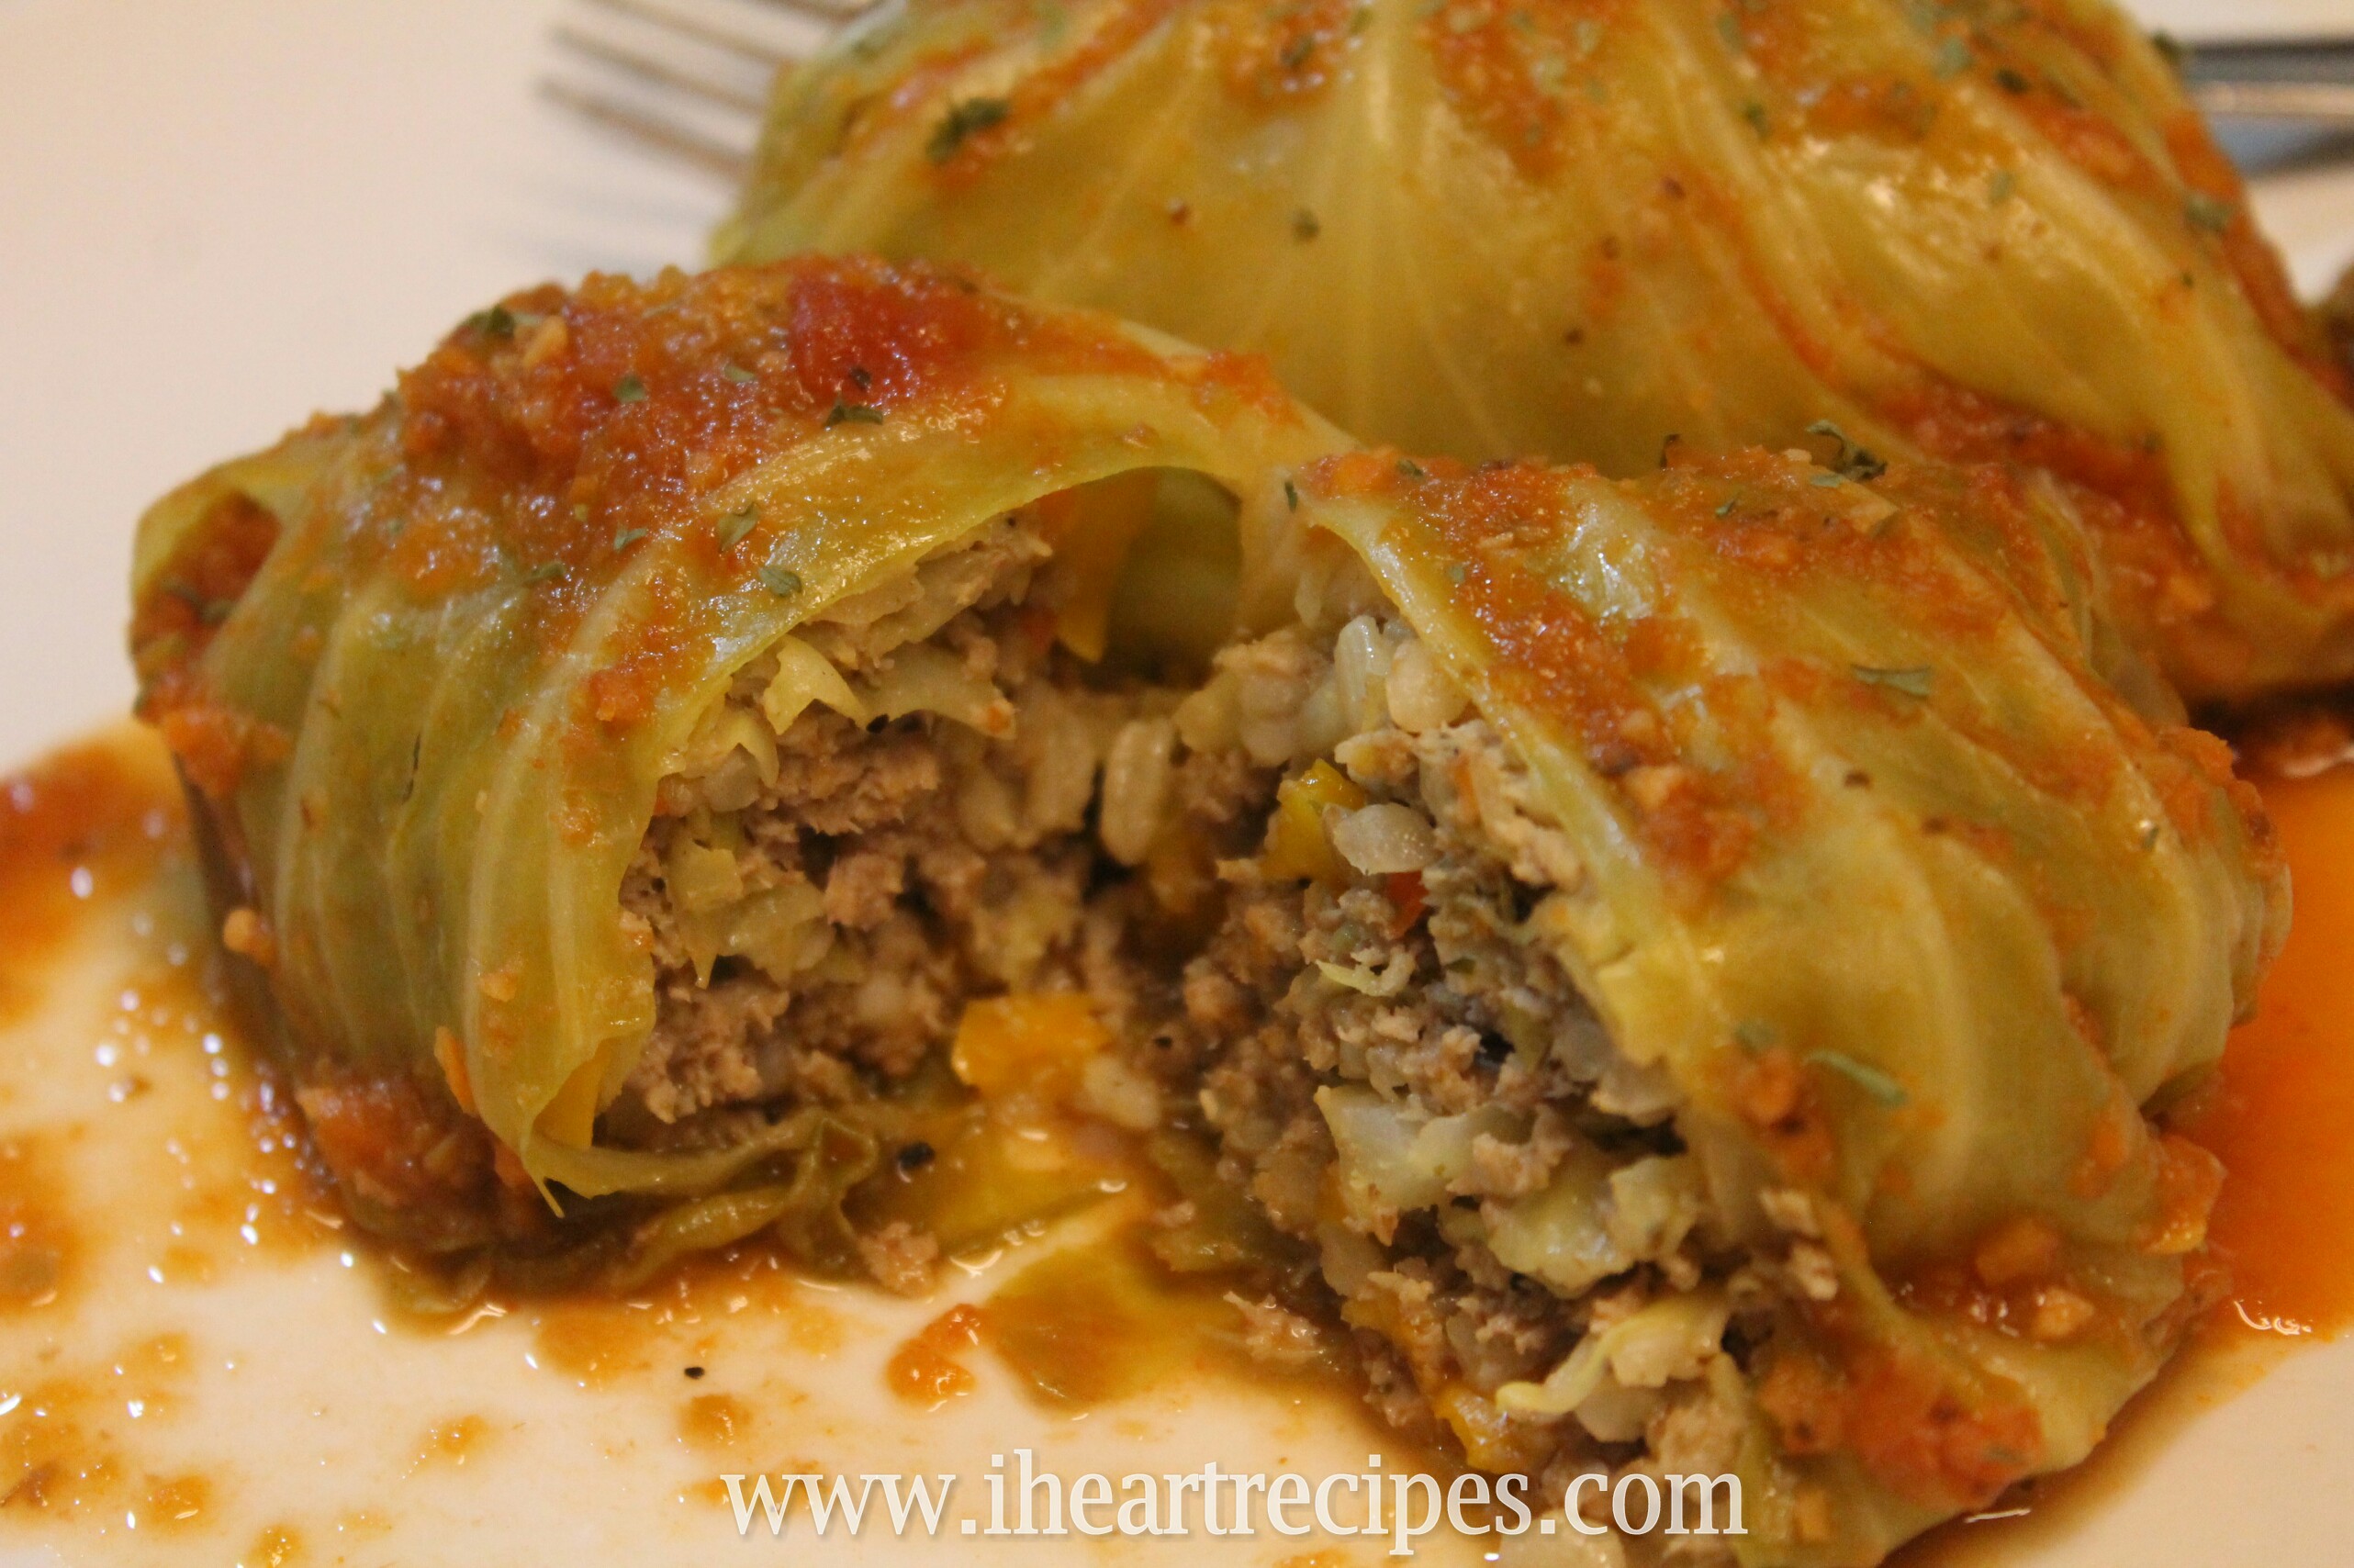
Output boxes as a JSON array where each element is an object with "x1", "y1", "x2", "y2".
[
  {"x1": 1396, "y1": 458, "x2": 1428, "y2": 479},
  {"x1": 1283, "y1": 479, "x2": 1301, "y2": 512},
  {"x1": 1805, "y1": 420, "x2": 1888, "y2": 481},
  {"x1": 1810, "y1": 473, "x2": 1844, "y2": 488},
  {"x1": 721, "y1": 363, "x2": 759, "y2": 386},
  {"x1": 826, "y1": 402, "x2": 886, "y2": 430},
  {"x1": 926, "y1": 96, "x2": 1011, "y2": 163},
  {"x1": 1853, "y1": 664, "x2": 1934, "y2": 698},
  {"x1": 612, "y1": 526, "x2": 649, "y2": 553},
  {"x1": 466, "y1": 304, "x2": 518, "y2": 339},
  {"x1": 1733, "y1": 1019, "x2": 1777, "y2": 1051},
  {"x1": 1741, "y1": 100, "x2": 1769, "y2": 137},
  {"x1": 2184, "y1": 192, "x2": 2235, "y2": 234},
  {"x1": 1351, "y1": 6, "x2": 1374, "y2": 32},
  {"x1": 571, "y1": 502, "x2": 591, "y2": 523},
  {"x1": 1988, "y1": 168, "x2": 2017, "y2": 206},
  {"x1": 522, "y1": 562, "x2": 567, "y2": 586},
  {"x1": 1292, "y1": 207, "x2": 1322, "y2": 241},
  {"x1": 1807, "y1": 1048, "x2": 1909, "y2": 1106},
  {"x1": 613, "y1": 372, "x2": 649, "y2": 404},
  {"x1": 1993, "y1": 66, "x2": 2031, "y2": 94},
  {"x1": 1932, "y1": 37, "x2": 1972, "y2": 78},
  {"x1": 717, "y1": 504, "x2": 761, "y2": 553},
  {"x1": 759, "y1": 566, "x2": 805, "y2": 599},
  {"x1": 163, "y1": 579, "x2": 233, "y2": 626},
  {"x1": 1715, "y1": 495, "x2": 1740, "y2": 517},
  {"x1": 1716, "y1": 12, "x2": 1744, "y2": 51},
  {"x1": 1445, "y1": 563, "x2": 1469, "y2": 585},
  {"x1": 1280, "y1": 32, "x2": 1314, "y2": 70}
]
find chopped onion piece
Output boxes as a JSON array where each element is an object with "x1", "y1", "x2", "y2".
[{"x1": 1331, "y1": 801, "x2": 1439, "y2": 874}]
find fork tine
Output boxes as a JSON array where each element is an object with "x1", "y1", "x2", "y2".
[
  {"x1": 2191, "y1": 83, "x2": 2354, "y2": 128},
  {"x1": 538, "y1": 76, "x2": 756, "y2": 179},
  {"x1": 575, "y1": 0, "x2": 794, "y2": 68},
  {"x1": 554, "y1": 23, "x2": 775, "y2": 115},
  {"x1": 745, "y1": 0, "x2": 886, "y2": 22}
]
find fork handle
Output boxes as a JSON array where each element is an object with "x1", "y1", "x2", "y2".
[{"x1": 2179, "y1": 39, "x2": 2354, "y2": 126}]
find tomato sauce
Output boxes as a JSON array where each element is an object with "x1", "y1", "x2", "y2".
[
  {"x1": 2182, "y1": 767, "x2": 2354, "y2": 1341},
  {"x1": 1901, "y1": 757, "x2": 2354, "y2": 1562},
  {"x1": 5, "y1": 720, "x2": 2354, "y2": 1561}
]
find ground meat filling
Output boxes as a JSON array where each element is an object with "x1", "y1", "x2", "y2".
[
  {"x1": 608, "y1": 518, "x2": 1775, "y2": 1519},
  {"x1": 1153, "y1": 583, "x2": 1767, "y2": 1523},
  {"x1": 606, "y1": 517, "x2": 1250, "y2": 1148}
]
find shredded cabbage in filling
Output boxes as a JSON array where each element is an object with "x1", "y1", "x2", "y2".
[
  {"x1": 611, "y1": 523, "x2": 1869, "y2": 1520},
  {"x1": 609, "y1": 511, "x2": 1268, "y2": 1153},
  {"x1": 1131, "y1": 554, "x2": 1768, "y2": 1506}
]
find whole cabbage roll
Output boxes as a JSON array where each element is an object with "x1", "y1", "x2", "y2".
[
  {"x1": 1153, "y1": 445, "x2": 2283, "y2": 1562},
  {"x1": 128, "y1": 256, "x2": 1345, "y2": 1244},
  {"x1": 718, "y1": 0, "x2": 2354, "y2": 702}
]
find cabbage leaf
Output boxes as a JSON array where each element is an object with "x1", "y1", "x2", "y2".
[{"x1": 721, "y1": 0, "x2": 2354, "y2": 700}]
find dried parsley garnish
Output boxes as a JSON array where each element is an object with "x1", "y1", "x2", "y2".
[
  {"x1": 1852, "y1": 664, "x2": 1934, "y2": 698},
  {"x1": 1807, "y1": 1049, "x2": 1909, "y2": 1106},
  {"x1": 927, "y1": 97, "x2": 1010, "y2": 163},
  {"x1": 2185, "y1": 192, "x2": 2235, "y2": 234},
  {"x1": 1805, "y1": 420, "x2": 1888, "y2": 482},
  {"x1": 717, "y1": 504, "x2": 761, "y2": 552}
]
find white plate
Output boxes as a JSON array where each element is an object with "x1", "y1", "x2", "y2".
[{"x1": 1, "y1": 4, "x2": 2349, "y2": 1564}]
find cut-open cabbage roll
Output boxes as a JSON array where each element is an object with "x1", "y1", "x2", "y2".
[
  {"x1": 129, "y1": 257, "x2": 1344, "y2": 1244},
  {"x1": 129, "y1": 258, "x2": 2282, "y2": 1562},
  {"x1": 718, "y1": 0, "x2": 2354, "y2": 702},
  {"x1": 1149, "y1": 446, "x2": 2282, "y2": 1562}
]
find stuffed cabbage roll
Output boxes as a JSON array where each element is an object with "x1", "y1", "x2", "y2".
[
  {"x1": 718, "y1": 0, "x2": 2354, "y2": 703},
  {"x1": 1149, "y1": 446, "x2": 2282, "y2": 1562},
  {"x1": 127, "y1": 255, "x2": 2282, "y2": 1562},
  {"x1": 129, "y1": 256, "x2": 1344, "y2": 1248}
]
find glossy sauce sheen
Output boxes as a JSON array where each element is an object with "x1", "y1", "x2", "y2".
[
  {"x1": 0, "y1": 724, "x2": 2348, "y2": 1562},
  {"x1": 1896, "y1": 759, "x2": 2354, "y2": 1562},
  {"x1": 2181, "y1": 767, "x2": 2354, "y2": 1339},
  {"x1": 0, "y1": 728, "x2": 1413, "y2": 1564}
]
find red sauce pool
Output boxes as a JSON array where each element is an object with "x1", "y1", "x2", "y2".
[
  {"x1": 1900, "y1": 763, "x2": 2354, "y2": 1562},
  {"x1": 5, "y1": 727, "x2": 2353, "y2": 1563},
  {"x1": 2180, "y1": 767, "x2": 2354, "y2": 1341}
]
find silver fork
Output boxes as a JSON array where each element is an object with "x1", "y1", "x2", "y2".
[
  {"x1": 539, "y1": 0, "x2": 2354, "y2": 181},
  {"x1": 539, "y1": 0, "x2": 862, "y2": 179}
]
